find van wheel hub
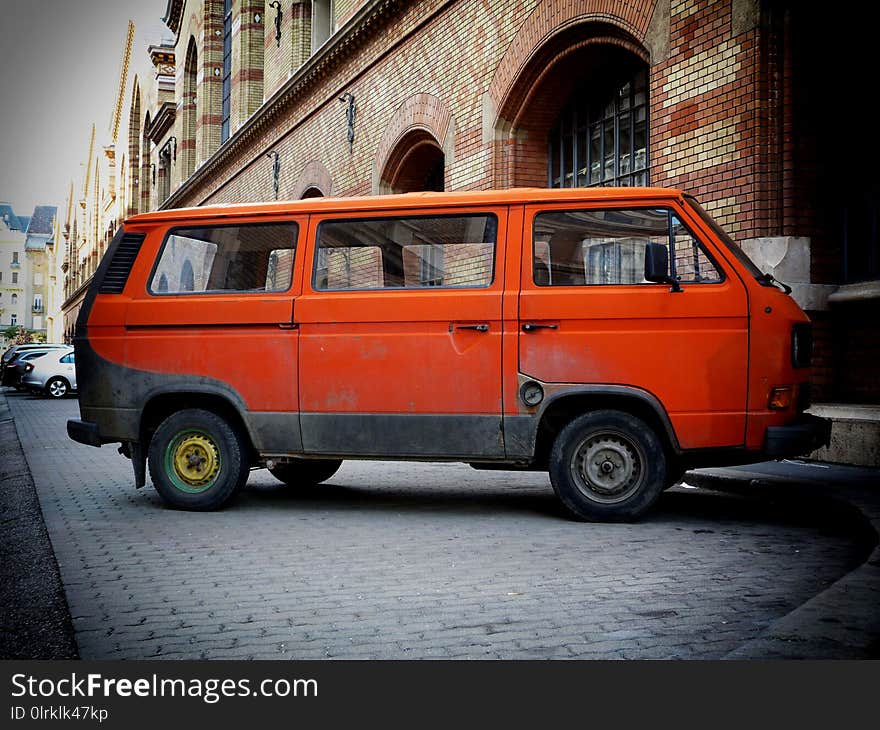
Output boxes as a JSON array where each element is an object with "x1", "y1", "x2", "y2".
[
  {"x1": 168, "y1": 433, "x2": 220, "y2": 490},
  {"x1": 574, "y1": 436, "x2": 641, "y2": 503}
]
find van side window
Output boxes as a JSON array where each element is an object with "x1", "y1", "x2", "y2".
[
  {"x1": 149, "y1": 222, "x2": 297, "y2": 294},
  {"x1": 314, "y1": 214, "x2": 497, "y2": 290},
  {"x1": 533, "y1": 208, "x2": 721, "y2": 286}
]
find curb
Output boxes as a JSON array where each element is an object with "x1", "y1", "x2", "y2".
[
  {"x1": 685, "y1": 469, "x2": 880, "y2": 659},
  {"x1": 0, "y1": 388, "x2": 79, "y2": 659}
]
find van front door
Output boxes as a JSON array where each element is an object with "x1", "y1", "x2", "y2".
[
  {"x1": 519, "y1": 203, "x2": 749, "y2": 450},
  {"x1": 296, "y1": 208, "x2": 506, "y2": 459}
]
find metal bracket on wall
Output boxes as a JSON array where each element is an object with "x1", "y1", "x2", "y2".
[
  {"x1": 339, "y1": 92, "x2": 356, "y2": 153},
  {"x1": 266, "y1": 151, "x2": 281, "y2": 199},
  {"x1": 269, "y1": 1, "x2": 282, "y2": 47}
]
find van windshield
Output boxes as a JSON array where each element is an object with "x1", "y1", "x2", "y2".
[{"x1": 685, "y1": 195, "x2": 769, "y2": 283}]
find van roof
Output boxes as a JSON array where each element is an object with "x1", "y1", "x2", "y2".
[{"x1": 125, "y1": 187, "x2": 686, "y2": 225}]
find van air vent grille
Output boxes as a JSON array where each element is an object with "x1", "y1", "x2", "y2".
[{"x1": 99, "y1": 233, "x2": 145, "y2": 294}]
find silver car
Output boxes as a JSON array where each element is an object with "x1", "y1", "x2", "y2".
[{"x1": 21, "y1": 348, "x2": 77, "y2": 398}]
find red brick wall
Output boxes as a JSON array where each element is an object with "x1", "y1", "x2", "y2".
[
  {"x1": 650, "y1": 0, "x2": 761, "y2": 239},
  {"x1": 158, "y1": 0, "x2": 879, "y2": 404}
]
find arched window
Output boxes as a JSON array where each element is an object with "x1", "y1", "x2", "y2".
[
  {"x1": 381, "y1": 130, "x2": 444, "y2": 193},
  {"x1": 180, "y1": 260, "x2": 195, "y2": 292},
  {"x1": 11, "y1": 293, "x2": 18, "y2": 305},
  {"x1": 181, "y1": 37, "x2": 198, "y2": 179},
  {"x1": 141, "y1": 111, "x2": 152, "y2": 211},
  {"x1": 549, "y1": 54, "x2": 648, "y2": 188},
  {"x1": 127, "y1": 82, "x2": 141, "y2": 216}
]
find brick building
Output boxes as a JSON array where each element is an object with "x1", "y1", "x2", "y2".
[{"x1": 66, "y1": 0, "x2": 879, "y2": 462}]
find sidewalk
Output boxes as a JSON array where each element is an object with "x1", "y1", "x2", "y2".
[
  {"x1": 0, "y1": 389, "x2": 78, "y2": 659},
  {"x1": 686, "y1": 460, "x2": 880, "y2": 659},
  {"x1": 0, "y1": 378, "x2": 880, "y2": 659}
]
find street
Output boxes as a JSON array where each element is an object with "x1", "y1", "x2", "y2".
[{"x1": 5, "y1": 390, "x2": 871, "y2": 659}]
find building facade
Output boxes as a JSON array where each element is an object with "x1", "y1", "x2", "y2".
[
  {"x1": 1, "y1": 203, "x2": 54, "y2": 347},
  {"x1": 60, "y1": 0, "x2": 879, "y2": 460}
]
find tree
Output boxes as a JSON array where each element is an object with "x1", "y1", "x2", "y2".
[{"x1": 7, "y1": 326, "x2": 31, "y2": 345}]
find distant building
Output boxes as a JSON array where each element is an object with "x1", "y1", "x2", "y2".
[{"x1": 0, "y1": 202, "x2": 54, "y2": 347}]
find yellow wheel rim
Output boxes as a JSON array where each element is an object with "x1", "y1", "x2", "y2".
[{"x1": 169, "y1": 433, "x2": 220, "y2": 489}]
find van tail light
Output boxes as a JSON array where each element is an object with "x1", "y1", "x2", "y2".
[
  {"x1": 769, "y1": 387, "x2": 792, "y2": 410},
  {"x1": 791, "y1": 324, "x2": 813, "y2": 368}
]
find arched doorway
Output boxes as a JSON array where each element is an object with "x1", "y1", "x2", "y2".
[
  {"x1": 380, "y1": 129, "x2": 444, "y2": 193},
  {"x1": 493, "y1": 23, "x2": 649, "y2": 189}
]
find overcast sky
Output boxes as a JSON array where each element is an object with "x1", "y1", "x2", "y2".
[{"x1": 0, "y1": 0, "x2": 168, "y2": 219}]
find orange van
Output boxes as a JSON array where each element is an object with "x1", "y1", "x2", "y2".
[{"x1": 68, "y1": 188, "x2": 830, "y2": 521}]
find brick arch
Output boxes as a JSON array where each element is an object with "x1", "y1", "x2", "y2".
[
  {"x1": 292, "y1": 160, "x2": 334, "y2": 199},
  {"x1": 372, "y1": 93, "x2": 454, "y2": 194},
  {"x1": 488, "y1": 4, "x2": 651, "y2": 188},
  {"x1": 488, "y1": 0, "x2": 654, "y2": 118}
]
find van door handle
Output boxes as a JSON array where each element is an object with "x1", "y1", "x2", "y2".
[
  {"x1": 454, "y1": 324, "x2": 489, "y2": 332},
  {"x1": 278, "y1": 322, "x2": 299, "y2": 330},
  {"x1": 522, "y1": 323, "x2": 558, "y2": 332}
]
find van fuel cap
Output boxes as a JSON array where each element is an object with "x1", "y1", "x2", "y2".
[{"x1": 520, "y1": 381, "x2": 545, "y2": 407}]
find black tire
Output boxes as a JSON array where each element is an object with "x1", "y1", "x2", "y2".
[
  {"x1": 549, "y1": 410, "x2": 666, "y2": 522},
  {"x1": 269, "y1": 458, "x2": 343, "y2": 487},
  {"x1": 147, "y1": 408, "x2": 250, "y2": 511},
  {"x1": 45, "y1": 377, "x2": 70, "y2": 399}
]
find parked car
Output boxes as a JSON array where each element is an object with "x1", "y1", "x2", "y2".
[
  {"x1": 2, "y1": 343, "x2": 68, "y2": 382},
  {"x1": 21, "y1": 348, "x2": 77, "y2": 398},
  {"x1": 2, "y1": 347, "x2": 68, "y2": 388}
]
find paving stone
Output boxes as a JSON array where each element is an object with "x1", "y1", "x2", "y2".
[{"x1": 5, "y1": 391, "x2": 874, "y2": 659}]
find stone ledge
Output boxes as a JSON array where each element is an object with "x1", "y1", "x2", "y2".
[
  {"x1": 828, "y1": 280, "x2": 880, "y2": 303},
  {"x1": 807, "y1": 404, "x2": 880, "y2": 467}
]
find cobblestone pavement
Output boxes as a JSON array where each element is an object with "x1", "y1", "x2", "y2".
[{"x1": 6, "y1": 390, "x2": 873, "y2": 659}]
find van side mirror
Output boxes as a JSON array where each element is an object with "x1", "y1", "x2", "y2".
[{"x1": 644, "y1": 242, "x2": 683, "y2": 293}]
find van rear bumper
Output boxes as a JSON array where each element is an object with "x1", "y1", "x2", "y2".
[
  {"x1": 763, "y1": 414, "x2": 832, "y2": 457},
  {"x1": 67, "y1": 419, "x2": 103, "y2": 448}
]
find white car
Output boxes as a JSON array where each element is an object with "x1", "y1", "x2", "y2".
[{"x1": 21, "y1": 348, "x2": 77, "y2": 398}]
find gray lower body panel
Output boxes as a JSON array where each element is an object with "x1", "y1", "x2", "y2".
[{"x1": 300, "y1": 413, "x2": 505, "y2": 459}]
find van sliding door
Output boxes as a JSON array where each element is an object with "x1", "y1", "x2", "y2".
[{"x1": 296, "y1": 207, "x2": 507, "y2": 459}]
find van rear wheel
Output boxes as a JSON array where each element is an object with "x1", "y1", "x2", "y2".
[
  {"x1": 148, "y1": 408, "x2": 250, "y2": 511},
  {"x1": 549, "y1": 410, "x2": 666, "y2": 522},
  {"x1": 269, "y1": 458, "x2": 342, "y2": 487}
]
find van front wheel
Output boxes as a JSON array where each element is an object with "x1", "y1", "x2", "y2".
[
  {"x1": 549, "y1": 410, "x2": 666, "y2": 522},
  {"x1": 148, "y1": 409, "x2": 250, "y2": 511},
  {"x1": 269, "y1": 459, "x2": 342, "y2": 487}
]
